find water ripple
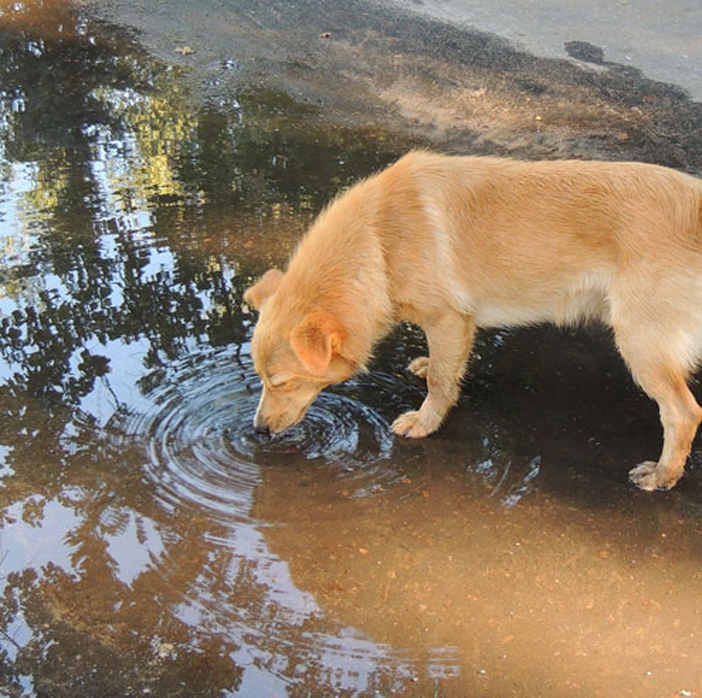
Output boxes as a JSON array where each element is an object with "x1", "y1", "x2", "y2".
[{"x1": 108, "y1": 346, "x2": 410, "y2": 521}]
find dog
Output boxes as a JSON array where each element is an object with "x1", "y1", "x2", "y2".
[{"x1": 244, "y1": 151, "x2": 702, "y2": 491}]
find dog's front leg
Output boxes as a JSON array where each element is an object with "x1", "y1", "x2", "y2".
[{"x1": 392, "y1": 312, "x2": 476, "y2": 438}]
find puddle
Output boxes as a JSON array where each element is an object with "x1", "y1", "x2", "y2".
[{"x1": 2, "y1": 1, "x2": 702, "y2": 697}]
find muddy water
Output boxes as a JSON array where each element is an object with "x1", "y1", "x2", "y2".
[{"x1": 2, "y1": 1, "x2": 702, "y2": 697}]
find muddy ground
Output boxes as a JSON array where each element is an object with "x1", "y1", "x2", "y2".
[{"x1": 87, "y1": 0, "x2": 702, "y2": 170}]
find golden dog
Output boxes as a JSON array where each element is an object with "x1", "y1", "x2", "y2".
[{"x1": 244, "y1": 151, "x2": 702, "y2": 491}]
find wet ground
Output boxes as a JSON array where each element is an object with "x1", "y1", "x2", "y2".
[{"x1": 1, "y1": 0, "x2": 702, "y2": 696}]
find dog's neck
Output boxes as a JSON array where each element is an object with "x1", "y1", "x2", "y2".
[{"x1": 282, "y1": 179, "x2": 395, "y2": 369}]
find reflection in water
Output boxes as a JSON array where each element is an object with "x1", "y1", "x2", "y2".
[
  {"x1": 0, "y1": 1, "x2": 463, "y2": 695},
  {"x1": 0, "y1": 1, "x2": 435, "y2": 695}
]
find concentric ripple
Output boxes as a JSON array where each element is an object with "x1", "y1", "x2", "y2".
[
  {"x1": 233, "y1": 391, "x2": 392, "y2": 466},
  {"x1": 107, "y1": 345, "x2": 417, "y2": 521}
]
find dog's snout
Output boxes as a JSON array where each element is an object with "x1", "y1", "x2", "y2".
[
  {"x1": 253, "y1": 401, "x2": 270, "y2": 436},
  {"x1": 254, "y1": 421, "x2": 271, "y2": 437}
]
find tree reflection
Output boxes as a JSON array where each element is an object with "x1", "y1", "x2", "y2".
[
  {"x1": 0, "y1": 0, "x2": 404, "y2": 406},
  {"x1": 0, "y1": 1, "x2": 417, "y2": 695}
]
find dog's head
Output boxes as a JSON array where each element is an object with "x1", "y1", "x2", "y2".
[{"x1": 244, "y1": 269, "x2": 356, "y2": 434}]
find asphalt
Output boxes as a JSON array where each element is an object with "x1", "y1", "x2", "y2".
[{"x1": 394, "y1": 0, "x2": 702, "y2": 100}]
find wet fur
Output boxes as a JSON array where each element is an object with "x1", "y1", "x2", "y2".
[{"x1": 245, "y1": 151, "x2": 702, "y2": 491}]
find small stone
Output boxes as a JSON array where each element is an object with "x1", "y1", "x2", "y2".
[{"x1": 158, "y1": 643, "x2": 176, "y2": 659}]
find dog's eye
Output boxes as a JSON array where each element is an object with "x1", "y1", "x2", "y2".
[{"x1": 270, "y1": 374, "x2": 292, "y2": 389}]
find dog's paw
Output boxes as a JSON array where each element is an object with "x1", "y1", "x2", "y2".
[
  {"x1": 407, "y1": 356, "x2": 430, "y2": 380},
  {"x1": 391, "y1": 410, "x2": 432, "y2": 438},
  {"x1": 628, "y1": 461, "x2": 681, "y2": 491}
]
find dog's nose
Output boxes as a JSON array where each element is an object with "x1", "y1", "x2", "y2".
[{"x1": 254, "y1": 422, "x2": 271, "y2": 437}]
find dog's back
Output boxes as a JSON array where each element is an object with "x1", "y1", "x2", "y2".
[{"x1": 373, "y1": 152, "x2": 702, "y2": 332}]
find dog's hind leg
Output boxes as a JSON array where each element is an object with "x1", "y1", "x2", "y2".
[
  {"x1": 392, "y1": 311, "x2": 476, "y2": 438},
  {"x1": 614, "y1": 323, "x2": 702, "y2": 491}
]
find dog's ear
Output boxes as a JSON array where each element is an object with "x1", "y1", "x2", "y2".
[
  {"x1": 290, "y1": 311, "x2": 345, "y2": 376},
  {"x1": 244, "y1": 269, "x2": 284, "y2": 310}
]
